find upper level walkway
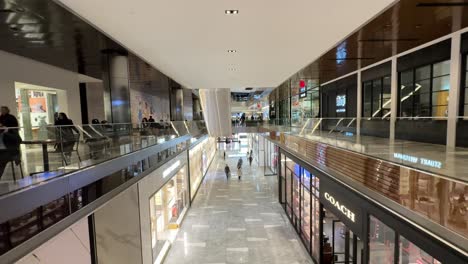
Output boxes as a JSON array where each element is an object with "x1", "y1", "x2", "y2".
[
  {"x1": 164, "y1": 145, "x2": 312, "y2": 264},
  {"x1": 236, "y1": 118, "x2": 468, "y2": 182},
  {"x1": 0, "y1": 121, "x2": 207, "y2": 262},
  {"x1": 0, "y1": 121, "x2": 206, "y2": 196}
]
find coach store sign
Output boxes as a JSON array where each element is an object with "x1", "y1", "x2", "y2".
[
  {"x1": 324, "y1": 192, "x2": 356, "y2": 222},
  {"x1": 320, "y1": 177, "x2": 364, "y2": 237}
]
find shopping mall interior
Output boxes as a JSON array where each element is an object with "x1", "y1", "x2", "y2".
[{"x1": 0, "y1": 0, "x2": 467, "y2": 263}]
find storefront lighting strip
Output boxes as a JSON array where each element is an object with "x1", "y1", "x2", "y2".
[{"x1": 163, "y1": 160, "x2": 181, "y2": 178}]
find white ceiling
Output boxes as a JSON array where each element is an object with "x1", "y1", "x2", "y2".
[{"x1": 56, "y1": 0, "x2": 395, "y2": 89}]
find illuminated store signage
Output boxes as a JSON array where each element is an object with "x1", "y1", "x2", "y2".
[
  {"x1": 324, "y1": 192, "x2": 356, "y2": 222},
  {"x1": 393, "y1": 153, "x2": 442, "y2": 169},
  {"x1": 336, "y1": 95, "x2": 346, "y2": 113}
]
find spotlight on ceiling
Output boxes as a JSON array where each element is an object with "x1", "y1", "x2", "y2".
[
  {"x1": 225, "y1": 10, "x2": 239, "y2": 15},
  {"x1": 227, "y1": 49, "x2": 237, "y2": 53}
]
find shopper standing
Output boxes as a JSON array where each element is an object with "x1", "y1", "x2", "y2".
[
  {"x1": 54, "y1": 112, "x2": 79, "y2": 159},
  {"x1": 224, "y1": 164, "x2": 230, "y2": 180},
  {"x1": 223, "y1": 151, "x2": 226, "y2": 160},
  {"x1": 249, "y1": 155, "x2": 253, "y2": 166},
  {"x1": 0, "y1": 106, "x2": 21, "y2": 179}
]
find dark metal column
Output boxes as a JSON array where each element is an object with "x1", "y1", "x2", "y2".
[
  {"x1": 102, "y1": 52, "x2": 131, "y2": 123},
  {"x1": 79, "y1": 83, "x2": 89, "y2": 124}
]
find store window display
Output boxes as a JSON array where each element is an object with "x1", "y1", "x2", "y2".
[
  {"x1": 149, "y1": 166, "x2": 188, "y2": 262},
  {"x1": 189, "y1": 137, "x2": 216, "y2": 199}
]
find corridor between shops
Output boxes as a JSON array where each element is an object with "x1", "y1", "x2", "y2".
[{"x1": 164, "y1": 147, "x2": 312, "y2": 264}]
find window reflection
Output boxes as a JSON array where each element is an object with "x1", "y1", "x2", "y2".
[
  {"x1": 398, "y1": 60, "x2": 450, "y2": 118},
  {"x1": 399, "y1": 235, "x2": 442, "y2": 264},
  {"x1": 369, "y1": 216, "x2": 395, "y2": 264}
]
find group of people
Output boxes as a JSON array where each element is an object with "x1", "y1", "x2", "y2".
[
  {"x1": 141, "y1": 116, "x2": 169, "y2": 129},
  {"x1": 223, "y1": 149, "x2": 254, "y2": 181},
  {"x1": 0, "y1": 106, "x2": 82, "y2": 179}
]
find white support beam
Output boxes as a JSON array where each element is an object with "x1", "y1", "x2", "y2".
[
  {"x1": 447, "y1": 33, "x2": 462, "y2": 149},
  {"x1": 356, "y1": 71, "x2": 362, "y2": 136},
  {"x1": 389, "y1": 57, "x2": 398, "y2": 142}
]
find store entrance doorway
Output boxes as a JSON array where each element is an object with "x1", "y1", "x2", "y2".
[{"x1": 323, "y1": 209, "x2": 363, "y2": 264}]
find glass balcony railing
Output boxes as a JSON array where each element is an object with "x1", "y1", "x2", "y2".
[
  {"x1": 0, "y1": 121, "x2": 206, "y2": 196},
  {"x1": 254, "y1": 117, "x2": 468, "y2": 181}
]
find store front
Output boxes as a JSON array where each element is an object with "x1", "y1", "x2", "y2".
[
  {"x1": 279, "y1": 148, "x2": 464, "y2": 264},
  {"x1": 149, "y1": 165, "x2": 188, "y2": 263},
  {"x1": 15, "y1": 82, "x2": 66, "y2": 140},
  {"x1": 264, "y1": 138, "x2": 278, "y2": 176},
  {"x1": 188, "y1": 136, "x2": 216, "y2": 200}
]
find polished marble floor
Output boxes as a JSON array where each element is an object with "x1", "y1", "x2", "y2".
[{"x1": 164, "y1": 150, "x2": 312, "y2": 264}]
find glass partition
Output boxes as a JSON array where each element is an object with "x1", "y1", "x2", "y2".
[
  {"x1": 0, "y1": 121, "x2": 206, "y2": 196},
  {"x1": 399, "y1": 235, "x2": 442, "y2": 264},
  {"x1": 369, "y1": 216, "x2": 395, "y2": 264}
]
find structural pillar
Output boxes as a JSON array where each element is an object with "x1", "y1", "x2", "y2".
[
  {"x1": 356, "y1": 71, "x2": 362, "y2": 137},
  {"x1": 389, "y1": 57, "x2": 398, "y2": 142},
  {"x1": 447, "y1": 33, "x2": 462, "y2": 149},
  {"x1": 102, "y1": 52, "x2": 131, "y2": 123}
]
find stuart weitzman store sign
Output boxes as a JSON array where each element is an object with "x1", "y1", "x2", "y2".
[{"x1": 324, "y1": 192, "x2": 356, "y2": 222}]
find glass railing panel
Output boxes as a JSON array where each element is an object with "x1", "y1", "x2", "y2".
[
  {"x1": 261, "y1": 117, "x2": 468, "y2": 181},
  {"x1": 0, "y1": 139, "x2": 188, "y2": 257},
  {"x1": 0, "y1": 122, "x2": 199, "y2": 196}
]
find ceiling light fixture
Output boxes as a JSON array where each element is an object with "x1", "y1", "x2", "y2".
[
  {"x1": 227, "y1": 49, "x2": 237, "y2": 53},
  {"x1": 225, "y1": 10, "x2": 239, "y2": 15}
]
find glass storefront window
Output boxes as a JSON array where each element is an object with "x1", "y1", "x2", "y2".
[
  {"x1": 399, "y1": 235, "x2": 442, "y2": 264},
  {"x1": 362, "y1": 76, "x2": 391, "y2": 118},
  {"x1": 398, "y1": 60, "x2": 450, "y2": 118},
  {"x1": 302, "y1": 169, "x2": 311, "y2": 190},
  {"x1": 293, "y1": 171, "x2": 300, "y2": 218},
  {"x1": 311, "y1": 183, "x2": 320, "y2": 262},
  {"x1": 301, "y1": 187, "x2": 311, "y2": 250},
  {"x1": 286, "y1": 169, "x2": 292, "y2": 217},
  {"x1": 369, "y1": 216, "x2": 395, "y2": 264},
  {"x1": 189, "y1": 137, "x2": 216, "y2": 199},
  {"x1": 149, "y1": 166, "x2": 188, "y2": 262}
]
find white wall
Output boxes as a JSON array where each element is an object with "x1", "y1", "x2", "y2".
[
  {"x1": 15, "y1": 218, "x2": 91, "y2": 264},
  {"x1": 94, "y1": 184, "x2": 143, "y2": 264},
  {"x1": 0, "y1": 50, "x2": 82, "y2": 124}
]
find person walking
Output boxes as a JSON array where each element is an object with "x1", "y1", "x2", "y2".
[
  {"x1": 223, "y1": 151, "x2": 226, "y2": 160},
  {"x1": 224, "y1": 164, "x2": 230, "y2": 180},
  {"x1": 237, "y1": 157, "x2": 243, "y2": 168},
  {"x1": 249, "y1": 155, "x2": 253, "y2": 166},
  {"x1": 237, "y1": 165, "x2": 242, "y2": 180}
]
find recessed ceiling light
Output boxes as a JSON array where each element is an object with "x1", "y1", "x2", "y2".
[
  {"x1": 225, "y1": 10, "x2": 239, "y2": 15},
  {"x1": 227, "y1": 50, "x2": 237, "y2": 53}
]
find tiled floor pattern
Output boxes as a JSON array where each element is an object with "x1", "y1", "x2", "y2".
[{"x1": 164, "y1": 150, "x2": 313, "y2": 264}]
